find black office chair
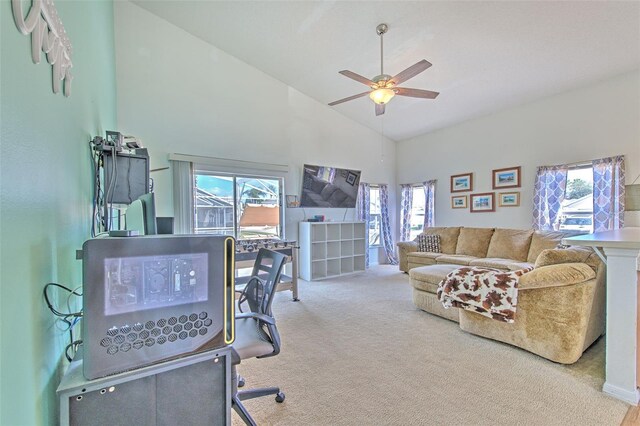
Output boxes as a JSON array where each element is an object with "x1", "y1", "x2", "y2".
[{"x1": 232, "y1": 248, "x2": 287, "y2": 425}]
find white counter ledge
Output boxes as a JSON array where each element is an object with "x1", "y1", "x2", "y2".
[{"x1": 563, "y1": 227, "x2": 640, "y2": 404}]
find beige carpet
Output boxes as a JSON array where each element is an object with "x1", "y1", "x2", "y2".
[{"x1": 232, "y1": 265, "x2": 629, "y2": 425}]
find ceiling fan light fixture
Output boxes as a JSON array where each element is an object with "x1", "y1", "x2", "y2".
[
  {"x1": 328, "y1": 23, "x2": 439, "y2": 114},
  {"x1": 369, "y1": 88, "x2": 395, "y2": 105}
]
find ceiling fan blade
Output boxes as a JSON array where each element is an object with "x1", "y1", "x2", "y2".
[
  {"x1": 328, "y1": 91, "x2": 371, "y2": 106},
  {"x1": 394, "y1": 87, "x2": 439, "y2": 99},
  {"x1": 389, "y1": 60, "x2": 432, "y2": 85},
  {"x1": 375, "y1": 103, "x2": 385, "y2": 116},
  {"x1": 339, "y1": 70, "x2": 375, "y2": 87}
]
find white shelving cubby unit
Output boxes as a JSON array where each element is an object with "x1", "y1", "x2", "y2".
[{"x1": 299, "y1": 221, "x2": 367, "y2": 281}]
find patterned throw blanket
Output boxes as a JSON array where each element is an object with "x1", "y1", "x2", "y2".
[{"x1": 437, "y1": 266, "x2": 534, "y2": 323}]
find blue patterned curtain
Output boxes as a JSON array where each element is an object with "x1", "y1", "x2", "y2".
[
  {"x1": 356, "y1": 182, "x2": 371, "y2": 267},
  {"x1": 379, "y1": 184, "x2": 398, "y2": 265},
  {"x1": 593, "y1": 155, "x2": 625, "y2": 231},
  {"x1": 399, "y1": 184, "x2": 413, "y2": 242},
  {"x1": 423, "y1": 180, "x2": 436, "y2": 229},
  {"x1": 532, "y1": 165, "x2": 568, "y2": 230}
]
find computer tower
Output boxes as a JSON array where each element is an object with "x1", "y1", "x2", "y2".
[
  {"x1": 81, "y1": 235, "x2": 235, "y2": 380},
  {"x1": 57, "y1": 348, "x2": 231, "y2": 426}
]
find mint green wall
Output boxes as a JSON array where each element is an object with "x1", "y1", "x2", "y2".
[{"x1": 0, "y1": 1, "x2": 117, "y2": 424}]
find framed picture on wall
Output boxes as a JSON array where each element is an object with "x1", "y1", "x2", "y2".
[
  {"x1": 286, "y1": 195, "x2": 300, "y2": 208},
  {"x1": 498, "y1": 192, "x2": 520, "y2": 207},
  {"x1": 346, "y1": 171, "x2": 358, "y2": 185},
  {"x1": 492, "y1": 166, "x2": 521, "y2": 189},
  {"x1": 470, "y1": 192, "x2": 495, "y2": 212},
  {"x1": 450, "y1": 173, "x2": 473, "y2": 192},
  {"x1": 451, "y1": 195, "x2": 468, "y2": 209}
]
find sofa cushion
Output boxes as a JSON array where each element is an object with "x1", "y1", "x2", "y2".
[
  {"x1": 420, "y1": 227, "x2": 461, "y2": 254},
  {"x1": 486, "y1": 229, "x2": 534, "y2": 262},
  {"x1": 309, "y1": 176, "x2": 327, "y2": 194},
  {"x1": 436, "y1": 254, "x2": 478, "y2": 266},
  {"x1": 407, "y1": 252, "x2": 442, "y2": 261},
  {"x1": 470, "y1": 258, "x2": 535, "y2": 271},
  {"x1": 408, "y1": 259, "x2": 436, "y2": 269},
  {"x1": 409, "y1": 264, "x2": 461, "y2": 292},
  {"x1": 319, "y1": 184, "x2": 339, "y2": 200},
  {"x1": 527, "y1": 231, "x2": 567, "y2": 263},
  {"x1": 455, "y1": 227, "x2": 495, "y2": 257},
  {"x1": 339, "y1": 196, "x2": 355, "y2": 207},
  {"x1": 417, "y1": 234, "x2": 441, "y2": 252},
  {"x1": 410, "y1": 278, "x2": 439, "y2": 293},
  {"x1": 327, "y1": 189, "x2": 348, "y2": 205}
]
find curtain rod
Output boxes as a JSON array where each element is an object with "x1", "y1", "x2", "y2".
[
  {"x1": 544, "y1": 154, "x2": 625, "y2": 169},
  {"x1": 399, "y1": 181, "x2": 436, "y2": 186},
  {"x1": 168, "y1": 153, "x2": 289, "y2": 174}
]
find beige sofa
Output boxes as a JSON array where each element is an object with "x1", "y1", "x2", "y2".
[{"x1": 397, "y1": 227, "x2": 605, "y2": 364}]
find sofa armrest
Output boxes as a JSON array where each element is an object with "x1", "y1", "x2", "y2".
[
  {"x1": 535, "y1": 248, "x2": 602, "y2": 271},
  {"x1": 397, "y1": 241, "x2": 418, "y2": 273},
  {"x1": 519, "y1": 263, "x2": 596, "y2": 291},
  {"x1": 397, "y1": 241, "x2": 418, "y2": 251}
]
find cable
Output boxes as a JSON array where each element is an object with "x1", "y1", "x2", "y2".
[
  {"x1": 104, "y1": 145, "x2": 117, "y2": 231},
  {"x1": 43, "y1": 283, "x2": 83, "y2": 318},
  {"x1": 66, "y1": 285, "x2": 83, "y2": 315},
  {"x1": 90, "y1": 139, "x2": 97, "y2": 237},
  {"x1": 126, "y1": 156, "x2": 132, "y2": 202},
  {"x1": 44, "y1": 283, "x2": 84, "y2": 362},
  {"x1": 64, "y1": 340, "x2": 83, "y2": 363}
]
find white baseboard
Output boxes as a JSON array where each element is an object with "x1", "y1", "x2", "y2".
[{"x1": 603, "y1": 382, "x2": 640, "y2": 405}]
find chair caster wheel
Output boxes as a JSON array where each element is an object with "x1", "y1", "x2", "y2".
[
  {"x1": 275, "y1": 392, "x2": 285, "y2": 403},
  {"x1": 238, "y1": 377, "x2": 245, "y2": 388}
]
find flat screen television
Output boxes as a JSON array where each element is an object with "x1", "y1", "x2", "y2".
[{"x1": 300, "y1": 164, "x2": 361, "y2": 208}]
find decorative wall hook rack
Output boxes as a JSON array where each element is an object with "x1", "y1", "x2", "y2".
[{"x1": 12, "y1": 0, "x2": 73, "y2": 97}]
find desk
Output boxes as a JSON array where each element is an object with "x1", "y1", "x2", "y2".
[
  {"x1": 57, "y1": 348, "x2": 232, "y2": 426},
  {"x1": 235, "y1": 240, "x2": 299, "y2": 301},
  {"x1": 563, "y1": 228, "x2": 640, "y2": 404}
]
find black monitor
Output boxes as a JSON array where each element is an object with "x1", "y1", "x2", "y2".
[
  {"x1": 139, "y1": 192, "x2": 157, "y2": 235},
  {"x1": 125, "y1": 193, "x2": 157, "y2": 235},
  {"x1": 103, "y1": 151, "x2": 149, "y2": 204}
]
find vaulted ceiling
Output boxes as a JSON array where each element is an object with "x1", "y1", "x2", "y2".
[{"x1": 134, "y1": 1, "x2": 640, "y2": 141}]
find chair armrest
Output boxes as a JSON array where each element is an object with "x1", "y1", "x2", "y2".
[
  {"x1": 236, "y1": 312, "x2": 276, "y2": 325},
  {"x1": 519, "y1": 263, "x2": 596, "y2": 291}
]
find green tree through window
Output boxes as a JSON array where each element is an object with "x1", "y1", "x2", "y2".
[{"x1": 566, "y1": 178, "x2": 592, "y2": 200}]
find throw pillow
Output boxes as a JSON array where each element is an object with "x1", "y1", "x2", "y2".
[{"x1": 417, "y1": 234, "x2": 441, "y2": 253}]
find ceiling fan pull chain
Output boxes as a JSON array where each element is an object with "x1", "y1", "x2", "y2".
[{"x1": 380, "y1": 28, "x2": 384, "y2": 76}]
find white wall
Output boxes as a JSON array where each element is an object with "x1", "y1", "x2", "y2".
[
  {"x1": 113, "y1": 2, "x2": 396, "y2": 249},
  {"x1": 396, "y1": 71, "x2": 640, "y2": 229}
]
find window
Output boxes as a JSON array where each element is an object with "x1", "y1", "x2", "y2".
[
  {"x1": 558, "y1": 165, "x2": 593, "y2": 233},
  {"x1": 193, "y1": 172, "x2": 283, "y2": 240},
  {"x1": 369, "y1": 186, "x2": 381, "y2": 246},
  {"x1": 409, "y1": 186, "x2": 425, "y2": 240}
]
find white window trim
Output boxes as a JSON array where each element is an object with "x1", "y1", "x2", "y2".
[
  {"x1": 169, "y1": 153, "x2": 288, "y2": 177},
  {"x1": 175, "y1": 154, "x2": 288, "y2": 239}
]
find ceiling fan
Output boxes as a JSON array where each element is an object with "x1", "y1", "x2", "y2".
[{"x1": 329, "y1": 23, "x2": 439, "y2": 116}]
